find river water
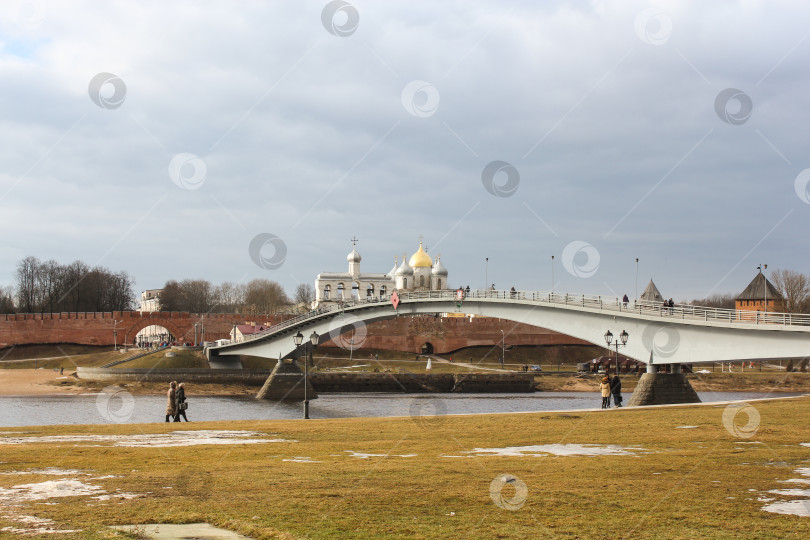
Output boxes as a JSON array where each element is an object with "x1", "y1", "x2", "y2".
[{"x1": 0, "y1": 391, "x2": 798, "y2": 427}]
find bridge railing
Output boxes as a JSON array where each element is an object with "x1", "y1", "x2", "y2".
[{"x1": 215, "y1": 288, "x2": 810, "y2": 349}]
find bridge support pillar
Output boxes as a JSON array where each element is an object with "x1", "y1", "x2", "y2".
[
  {"x1": 627, "y1": 369, "x2": 700, "y2": 407},
  {"x1": 646, "y1": 363, "x2": 658, "y2": 374},
  {"x1": 256, "y1": 358, "x2": 318, "y2": 401}
]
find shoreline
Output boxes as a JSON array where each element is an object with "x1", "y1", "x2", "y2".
[{"x1": 1, "y1": 368, "x2": 808, "y2": 397}]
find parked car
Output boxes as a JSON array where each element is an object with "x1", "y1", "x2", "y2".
[{"x1": 529, "y1": 365, "x2": 542, "y2": 372}]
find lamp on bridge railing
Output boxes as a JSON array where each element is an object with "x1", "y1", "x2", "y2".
[
  {"x1": 293, "y1": 330, "x2": 319, "y2": 420},
  {"x1": 604, "y1": 329, "x2": 629, "y2": 376}
]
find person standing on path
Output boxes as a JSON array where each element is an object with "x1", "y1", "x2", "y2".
[
  {"x1": 165, "y1": 381, "x2": 177, "y2": 422},
  {"x1": 599, "y1": 376, "x2": 611, "y2": 409},
  {"x1": 174, "y1": 382, "x2": 189, "y2": 422},
  {"x1": 610, "y1": 375, "x2": 623, "y2": 407}
]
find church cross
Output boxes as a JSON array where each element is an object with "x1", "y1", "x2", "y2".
[{"x1": 351, "y1": 236, "x2": 358, "y2": 247}]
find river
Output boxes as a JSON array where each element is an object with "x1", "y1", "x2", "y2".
[{"x1": 0, "y1": 391, "x2": 798, "y2": 427}]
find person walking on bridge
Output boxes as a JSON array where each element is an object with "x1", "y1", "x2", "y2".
[{"x1": 599, "y1": 377, "x2": 611, "y2": 409}]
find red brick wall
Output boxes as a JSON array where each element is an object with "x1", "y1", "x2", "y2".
[
  {"x1": 319, "y1": 315, "x2": 587, "y2": 354},
  {"x1": 0, "y1": 312, "x2": 284, "y2": 348},
  {"x1": 0, "y1": 312, "x2": 584, "y2": 353}
]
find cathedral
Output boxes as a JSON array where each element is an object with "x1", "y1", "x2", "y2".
[{"x1": 313, "y1": 239, "x2": 450, "y2": 308}]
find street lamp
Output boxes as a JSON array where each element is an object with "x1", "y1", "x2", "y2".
[
  {"x1": 113, "y1": 320, "x2": 121, "y2": 351},
  {"x1": 293, "y1": 330, "x2": 319, "y2": 419},
  {"x1": 485, "y1": 257, "x2": 489, "y2": 291},
  {"x1": 551, "y1": 255, "x2": 555, "y2": 293},
  {"x1": 635, "y1": 258, "x2": 639, "y2": 304},
  {"x1": 757, "y1": 264, "x2": 768, "y2": 314},
  {"x1": 603, "y1": 329, "x2": 629, "y2": 375}
]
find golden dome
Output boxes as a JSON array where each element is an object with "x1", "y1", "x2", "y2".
[{"x1": 408, "y1": 242, "x2": 433, "y2": 268}]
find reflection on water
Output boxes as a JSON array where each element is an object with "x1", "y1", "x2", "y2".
[{"x1": 0, "y1": 391, "x2": 800, "y2": 427}]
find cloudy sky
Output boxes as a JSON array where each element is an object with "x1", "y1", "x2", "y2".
[{"x1": 1, "y1": 0, "x2": 808, "y2": 304}]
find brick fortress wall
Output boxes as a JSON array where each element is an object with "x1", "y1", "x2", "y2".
[
  {"x1": 0, "y1": 312, "x2": 281, "y2": 349},
  {"x1": 0, "y1": 312, "x2": 588, "y2": 353}
]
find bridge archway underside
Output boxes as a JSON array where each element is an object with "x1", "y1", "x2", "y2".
[{"x1": 208, "y1": 296, "x2": 810, "y2": 365}]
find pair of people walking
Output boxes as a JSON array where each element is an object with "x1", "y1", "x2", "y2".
[
  {"x1": 599, "y1": 375, "x2": 623, "y2": 408},
  {"x1": 165, "y1": 381, "x2": 189, "y2": 422}
]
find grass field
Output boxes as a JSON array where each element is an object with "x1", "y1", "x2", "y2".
[{"x1": 0, "y1": 397, "x2": 808, "y2": 538}]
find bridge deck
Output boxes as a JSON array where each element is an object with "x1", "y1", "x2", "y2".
[{"x1": 209, "y1": 289, "x2": 810, "y2": 354}]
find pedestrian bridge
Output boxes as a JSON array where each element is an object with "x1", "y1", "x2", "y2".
[{"x1": 206, "y1": 289, "x2": 810, "y2": 366}]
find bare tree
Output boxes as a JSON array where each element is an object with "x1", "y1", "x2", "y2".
[
  {"x1": 159, "y1": 280, "x2": 183, "y2": 311},
  {"x1": 294, "y1": 283, "x2": 314, "y2": 309},
  {"x1": 12, "y1": 257, "x2": 133, "y2": 313},
  {"x1": 770, "y1": 269, "x2": 810, "y2": 313},
  {"x1": 244, "y1": 279, "x2": 290, "y2": 316},
  {"x1": 0, "y1": 286, "x2": 15, "y2": 314},
  {"x1": 215, "y1": 282, "x2": 246, "y2": 313},
  {"x1": 689, "y1": 293, "x2": 736, "y2": 309},
  {"x1": 179, "y1": 279, "x2": 215, "y2": 313},
  {"x1": 15, "y1": 256, "x2": 39, "y2": 312}
]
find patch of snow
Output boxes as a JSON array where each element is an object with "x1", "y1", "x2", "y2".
[
  {"x1": 0, "y1": 430, "x2": 295, "y2": 448},
  {"x1": 0, "y1": 468, "x2": 87, "y2": 477},
  {"x1": 768, "y1": 489, "x2": 810, "y2": 497},
  {"x1": 0, "y1": 479, "x2": 104, "y2": 502},
  {"x1": 464, "y1": 444, "x2": 647, "y2": 457},
  {"x1": 760, "y1": 467, "x2": 810, "y2": 517},
  {"x1": 675, "y1": 426, "x2": 698, "y2": 429},
  {"x1": 344, "y1": 451, "x2": 416, "y2": 459},
  {"x1": 89, "y1": 475, "x2": 121, "y2": 480},
  {"x1": 0, "y1": 514, "x2": 82, "y2": 535},
  {"x1": 762, "y1": 499, "x2": 810, "y2": 517},
  {"x1": 781, "y1": 478, "x2": 810, "y2": 485},
  {"x1": 282, "y1": 457, "x2": 323, "y2": 463}
]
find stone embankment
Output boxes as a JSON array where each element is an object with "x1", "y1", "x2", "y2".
[{"x1": 78, "y1": 366, "x2": 536, "y2": 396}]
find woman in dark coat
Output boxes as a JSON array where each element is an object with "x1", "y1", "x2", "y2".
[
  {"x1": 165, "y1": 381, "x2": 177, "y2": 422},
  {"x1": 175, "y1": 382, "x2": 189, "y2": 422},
  {"x1": 610, "y1": 375, "x2": 623, "y2": 407}
]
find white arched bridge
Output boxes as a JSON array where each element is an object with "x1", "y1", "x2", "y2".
[{"x1": 206, "y1": 289, "x2": 810, "y2": 367}]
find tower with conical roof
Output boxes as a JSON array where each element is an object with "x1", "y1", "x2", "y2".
[
  {"x1": 639, "y1": 279, "x2": 664, "y2": 305},
  {"x1": 736, "y1": 270, "x2": 782, "y2": 313}
]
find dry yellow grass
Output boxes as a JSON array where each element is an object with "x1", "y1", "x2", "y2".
[{"x1": 0, "y1": 397, "x2": 808, "y2": 538}]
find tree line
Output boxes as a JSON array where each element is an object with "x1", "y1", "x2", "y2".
[
  {"x1": 159, "y1": 279, "x2": 314, "y2": 315},
  {"x1": 157, "y1": 279, "x2": 314, "y2": 315},
  {"x1": 0, "y1": 255, "x2": 317, "y2": 315},
  {"x1": 689, "y1": 268, "x2": 810, "y2": 313},
  {"x1": 2, "y1": 256, "x2": 135, "y2": 314}
]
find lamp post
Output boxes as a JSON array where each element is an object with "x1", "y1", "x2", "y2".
[
  {"x1": 635, "y1": 258, "x2": 639, "y2": 303},
  {"x1": 603, "y1": 329, "x2": 629, "y2": 376},
  {"x1": 485, "y1": 257, "x2": 489, "y2": 291},
  {"x1": 551, "y1": 255, "x2": 555, "y2": 293},
  {"x1": 294, "y1": 330, "x2": 319, "y2": 419},
  {"x1": 193, "y1": 322, "x2": 199, "y2": 346},
  {"x1": 757, "y1": 264, "x2": 768, "y2": 314},
  {"x1": 113, "y1": 320, "x2": 121, "y2": 351}
]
